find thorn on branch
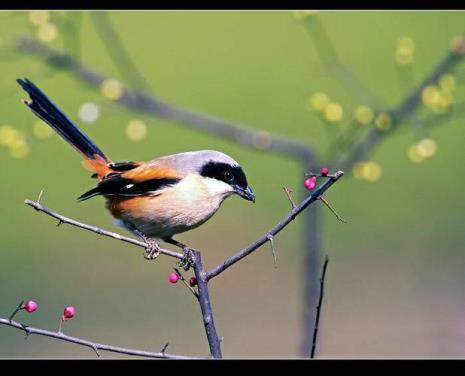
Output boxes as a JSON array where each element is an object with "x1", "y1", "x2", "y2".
[
  {"x1": 92, "y1": 344, "x2": 101, "y2": 357},
  {"x1": 318, "y1": 196, "x2": 347, "y2": 223},
  {"x1": 161, "y1": 342, "x2": 169, "y2": 354},
  {"x1": 283, "y1": 186, "x2": 296, "y2": 208},
  {"x1": 266, "y1": 235, "x2": 278, "y2": 269},
  {"x1": 37, "y1": 189, "x2": 44, "y2": 204}
]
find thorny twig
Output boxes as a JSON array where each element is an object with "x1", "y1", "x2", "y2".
[
  {"x1": 0, "y1": 318, "x2": 199, "y2": 359},
  {"x1": 310, "y1": 255, "x2": 329, "y2": 359},
  {"x1": 15, "y1": 172, "x2": 343, "y2": 358}
]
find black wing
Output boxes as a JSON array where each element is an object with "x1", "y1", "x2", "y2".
[{"x1": 78, "y1": 173, "x2": 180, "y2": 201}]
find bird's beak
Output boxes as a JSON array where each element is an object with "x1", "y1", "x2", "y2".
[{"x1": 235, "y1": 185, "x2": 256, "y2": 203}]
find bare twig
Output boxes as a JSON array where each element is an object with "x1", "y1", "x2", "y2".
[
  {"x1": 24, "y1": 199, "x2": 184, "y2": 260},
  {"x1": 283, "y1": 187, "x2": 297, "y2": 209},
  {"x1": 0, "y1": 318, "x2": 199, "y2": 359},
  {"x1": 22, "y1": 177, "x2": 343, "y2": 360},
  {"x1": 310, "y1": 255, "x2": 329, "y2": 359},
  {"x1": 206, "y1": 171, "x2": 344, "y2": 280},
  {"x1": 319, "y1": 197, "x2": 347, "y2": 223}
]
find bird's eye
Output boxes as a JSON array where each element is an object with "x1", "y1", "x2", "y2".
[{"x1": 224, "y1": 171, "x2": 234, "y2": 182}]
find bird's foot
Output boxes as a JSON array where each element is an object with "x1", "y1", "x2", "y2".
[
  {"x1": 134, "y1": 229, "x2": 161, "y2": 260},
  {"x1": 179, "y1": 247, "x2": 195, "y2": 271},
  {"x1": 163, "y1": 237, "x2": 195, "y2": 270},
  {"x1": 144, "y1": 239, "x2": 161, "y2": 260}
]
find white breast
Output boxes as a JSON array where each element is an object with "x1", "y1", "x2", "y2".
[{"x1": 125, "y1": 173, "x2": 234, "y2": 239}]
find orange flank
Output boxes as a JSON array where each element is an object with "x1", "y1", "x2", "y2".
[{"x1": 122, "y1": 164, "x2": 180, "y2": 182}]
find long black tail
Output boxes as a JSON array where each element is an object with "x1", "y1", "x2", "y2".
[{"x1": 17, "y1": 78, "x2": 109, "y2": 162}]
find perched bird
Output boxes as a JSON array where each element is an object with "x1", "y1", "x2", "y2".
[{"x1": 17, "y1": 78, "x2": 255, "y2": 260}]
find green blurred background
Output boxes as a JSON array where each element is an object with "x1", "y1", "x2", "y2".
[{"x1": 1, "y1": 10, "x2": 465, "y2": 358}]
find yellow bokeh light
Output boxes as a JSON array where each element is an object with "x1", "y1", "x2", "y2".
[
  {"x1": 323, "y1": 102, "x2": 343, "y2": 123},
  {"x1": 309, "y1": 92, "x2": 330, "y2": 112},
  {"x1": 375, "y1": 113, "x2": 392, "y2": 131},
  {"x1": 397, "y1": 36, "x2": 415, "y2": 50},
  {"x1": 422, "y1": 85, "x2": 441, "y2": 107},
  {"x1": 422, "y1": 84, "x2": 454, "y2": 113},
  {"x1": 36, "y1": 22, "x2": 58, "y2": 43},
  {"x1": 126, "y1": 119, "x2": 147, "y2": 142},
  {"x1": 416, "y1": 138, "x2": 437, "y2": 159},
  {"x1": 439, "y1": 74, "x2": 456, "y2": 92},
  {"x1": 352, "y1": 161, "x2": 382, "y2": 182},
  {"x1": 395, "y1": 51, "x2": 413, "y2": 65},
  {"x1": 28, "y1": 10, "x2": 50, "y2": 26},
  {"x1": 352, "y1": 162, "x2": 367, "y2": 180},
  {"x1": 395, "y1": 37, "x2": 414, "y2": 66},
  {"x1": 407, "y1": 144, "x2": 425, "y2": 164},
  {"x1": 0, "y1": 125, "x2": 23, "y2": 148},
  {"x1": 33, "y1": 120, "x2": 53, "y2": 140},
  {"x1": 354, "y1": 105, "x2": 374, "y2": 125},
  {"x1": 8, "y1": 142, "x2": 29, "y2": 159},
  {"x1": 100, "y1": 79, "x2": 124, "y2": 101},
  {"x1": 364, "y1": 161, "x2": 382, "y2": 182}
]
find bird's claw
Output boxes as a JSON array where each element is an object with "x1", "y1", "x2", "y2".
[
  {"x1": 178, "y1": 247, "x2": 195, "y2": 271},
  {"x1": 143, "y1": 239, "x2": 161, "y2": 260}
]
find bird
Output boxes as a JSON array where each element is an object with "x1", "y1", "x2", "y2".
[{"x1": 17, "y1": 78, "x2": 255, "y2": 262}]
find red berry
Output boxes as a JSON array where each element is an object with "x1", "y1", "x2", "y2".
[
  {"x1": 22, "y1": 300, "x2": 38, "y2": 313},
  {"x1": 169, "y1": 272, "x2": 179, "y2": 284},
  {"x1": 189, "y1": 277, "x2": 197, "y2": 287},
  {"x1": 304, "y1": 176, "x2": 317, "y2": 191},
  {"x1": 320, "y1": 167, "x2": 329, "y2": 176},
  {"x1": 62, "y1": 306, "x2": 76, "y2": 320}
]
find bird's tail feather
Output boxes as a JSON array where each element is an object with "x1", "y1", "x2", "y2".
[{"x1": 17, "y1": 78, "x2": 111, "y2": 177}]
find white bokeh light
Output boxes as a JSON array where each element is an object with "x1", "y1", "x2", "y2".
[{"x1": 78, "y1": 102, "x2": 100, "y2": 124}]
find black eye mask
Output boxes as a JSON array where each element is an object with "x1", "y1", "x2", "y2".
[{"x1": 200, "y1": 161, "x2": 248, "y2": 189}]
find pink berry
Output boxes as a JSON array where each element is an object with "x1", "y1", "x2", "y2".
[
  {"x1": 62, "y1": 306, "x2": 76, "y2": 320},
  {"x1": 189, "y1": 277, "x2": 197, "y2": 287},
  {"x1": 320, "y1": 167, "x2": 329, "y2": 176},
  {"x1": 22, "y1": 300, "x2": 38, "y2": 313},
  {"x1": 169, "y1": 272, "x2": 179, "y2": 284},
  {"x1": 304, "y1": 176, "x2": 317, "y2": 191}
]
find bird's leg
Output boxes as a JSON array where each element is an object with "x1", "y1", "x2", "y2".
[
  {"x1": 133, "y1": 229, "x2": 161, "y2": 260},
  {"x1": 163, "y1": 237, "x2": 195, "y2": 271}
]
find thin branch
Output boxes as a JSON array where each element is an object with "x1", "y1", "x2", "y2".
[
  {"x1": 206, "y1": 171, "x2": 344, "y2": 280},
  {"x1": 0, "y1": 318, "x2": 199, "y2": 359},
  {"x1": 310, "y1": 255, "x2": 329, "y2": 359},
  {"x1": 191, "y1": 251, "x2": 222, "y2": 358},
  {"x1": 24, "y1": 199, "x2": 184, "y2": 260}
]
